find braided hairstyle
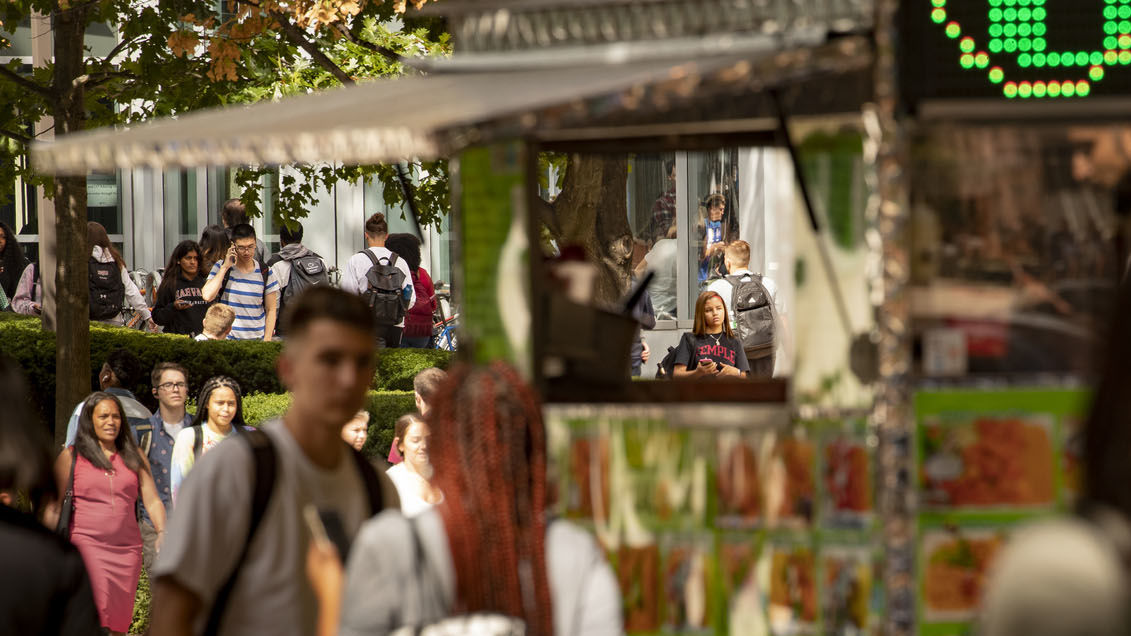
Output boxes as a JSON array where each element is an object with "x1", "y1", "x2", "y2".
[
  {"x1": 191, "y1": 375, "x2": 245, "y2": 429},
  {"x1": 429, "y1": 362, "x2": 553, "y2": 635}
]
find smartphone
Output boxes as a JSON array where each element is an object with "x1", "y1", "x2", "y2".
[{"x1": 303, "y1": 504, "x2": 352, "y2": 561}]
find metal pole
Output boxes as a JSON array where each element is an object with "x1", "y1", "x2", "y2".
[
  {"x1": 31, "y1": 9, "x2": 56, "y2": 331},
  {"x1": 871, "y1": 0, "x2": 915, "y2": 633}
]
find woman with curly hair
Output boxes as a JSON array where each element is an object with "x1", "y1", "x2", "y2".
[
  {"x1": 307, "y1": 363, "x2": 623, "y2": 636},
  {"x1": 44, "y1": 392, "x2": 167, "y2": 635}
]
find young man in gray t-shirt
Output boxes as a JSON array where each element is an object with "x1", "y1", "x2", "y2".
[{"x1": 151, "y1": 288, "x2": 398, "y2": 636}]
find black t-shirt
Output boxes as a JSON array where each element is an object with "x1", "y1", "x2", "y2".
[{"x1": 673, "y1": 332, "x2": 750, "y2": 374}]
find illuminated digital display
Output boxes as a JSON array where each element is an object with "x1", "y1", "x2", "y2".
[{"x1": 902, "y1": 0, "x2": 1131, "y2": 106}]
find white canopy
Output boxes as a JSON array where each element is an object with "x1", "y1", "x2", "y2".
[{"x1": 32, "y1": 37, "x2": 871, "y2": 175}]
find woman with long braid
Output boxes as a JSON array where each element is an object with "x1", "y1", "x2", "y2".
[{"x1": 307, "y1": 362, "x2": 623, "y2": 636}]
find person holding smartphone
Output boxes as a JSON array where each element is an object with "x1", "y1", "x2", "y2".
[{"x1": 671, "y1": 291, "x2": 750, "y2": 379}]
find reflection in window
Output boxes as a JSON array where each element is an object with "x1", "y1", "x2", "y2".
[{"x1": 631, "y1": 154, "x2": 678, "y2": 320}]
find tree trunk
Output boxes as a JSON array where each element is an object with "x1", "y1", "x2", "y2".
[
  {"x1": 549, "y1": 154, "x2": 633, "y2": 306},
  {"x1": 52, "y1": 4, "x2": 91, "y2": 446}
]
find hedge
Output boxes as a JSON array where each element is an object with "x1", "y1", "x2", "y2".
[
  {"x1": 0, "y1": 313, "x2": 450, "y2": 431},
  {"x1": 240, "y1": 390, "x2": 415, "y2": 461}
]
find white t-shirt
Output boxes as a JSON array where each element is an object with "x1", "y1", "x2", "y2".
[
  {"x1": 385, "y1": 463, "x2": 441, "y2": 518},
  {"x1": 341, "y1": 246, "x2": 416, "y2": 328},
  {"x1": 643, "y1": 239, "x2": 678, "y2": 318},
  {"x1": 153, "y1": 419, "x2": 372, "y2": 636},
  {"x1": 339, "y1": 509, "x2": 624, "y2": 636}
]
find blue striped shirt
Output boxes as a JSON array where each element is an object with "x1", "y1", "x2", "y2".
[{"x1": 208, "y1": 261, "x2": 280, "y2": 340}]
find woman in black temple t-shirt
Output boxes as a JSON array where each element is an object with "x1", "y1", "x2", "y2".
[{"x1": 672, "y1": 291, "x2": 750, "y2": 378}]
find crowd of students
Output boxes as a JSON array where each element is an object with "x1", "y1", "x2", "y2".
[
  {"x1": 6, "y1": 203, "x2": 440, "y2": 350},
  {"x1": 0, "y1": 286, "x2": 623, "y2": 635}
]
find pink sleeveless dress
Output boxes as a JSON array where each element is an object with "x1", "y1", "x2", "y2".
[{"x1": 69, "y1": 451, "x2": 143, "y2": 632}]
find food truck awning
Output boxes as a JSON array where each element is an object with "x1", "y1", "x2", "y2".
[{"x1": 32, "y1": 36, "x2": 870, "y2": 175}]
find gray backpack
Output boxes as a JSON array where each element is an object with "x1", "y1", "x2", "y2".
[
  {"x1": 726, "y1": 273, "x2": 775, "y2": 359},
  {"x1": 360, "y1": 250, "x2": 408, "y2": 326}
]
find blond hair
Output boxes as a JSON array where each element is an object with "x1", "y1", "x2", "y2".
[
  {"x1": 724, "y1": 240, "x2": 750, "y2": 268},
  {"x1": 201, "y1": 304, "x2": 236, "y2": 338}
]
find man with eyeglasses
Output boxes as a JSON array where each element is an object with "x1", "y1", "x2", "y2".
[
  {"x1": 131, "y1": 362, "x2": 193, "y2": 570},
  {"x1": 202, "y1": 223, "x2": 280, "y2": 341}
]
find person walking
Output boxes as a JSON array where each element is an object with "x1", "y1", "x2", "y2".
[
  {"x1": 152, "y1": 240, "x2": 210, "y2": 336},
  {"x1": 65, "y1": 348, "x2": 153, "y2": 449},
  {"x1": 384, "y1": 233, "x2": 435, "y2": 348},
  {"x1": 0, "y1": 355, "x2": 101, "y2": 636},
  {"x1": 0, "y1": 220, "x2": 28, "y2": 301},
  {"x1": 151, "y1": 287, "x2": 399, "y2": 636},
  {"x1": 705, "y1": 240, "x2": 781, "y2": 378},
  {"x1": 388, "y1": 367, "x2": 447, "y2": 464},
  {"x1": 169, "y1": 376, "x2": 249, "y2": 500},
  {"x1": 341, "y1": 213, "x2": 415, "y2": 348},
  {"x1": 134, "y1": 362, "x2": 194, "y2": 568},
  {"x1": 88, "y1": 221, "x2": 158, "y2": 332},
  {"x1": 267, "y1": 221, "x2": 328, "y2": 336},
  {"x1": 307, "y1": 362, "x2": 623, "y2": 636},
  {"x1": 201, "y1": 223, "x2": 279, "y2": 341},
  {"x1": 219, "y1": 199, "x2": 266, "y2": 263},
  {"x1": 46, "y1": 392, "x2": 168, "y2": 636},
  {"x1": 385, "y1": 414, "x2": 442, "y2": 517}
]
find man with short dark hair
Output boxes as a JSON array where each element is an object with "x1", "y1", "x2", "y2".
[
  {"x1": 705, "y1": 240, "x2": 782, "y2": 378},
  {"x1": 201, "y1": 224, "x2": 279, "y2": 341},
  {"x1": 63, "y1": 348, "x2": 152, "y2": 448},
  {"x1": 341, "y1": 213, "x2": 415, "y2": 348},
  {"x1": 152, "y1": 287, "x2": 398, "y2": 636},
  {"x1": 220, "y1": 198, "x2": 266, "y2": 262},
  {"x1": 133, "y1": 362, "x2": 192, "y2": 569},
  {"x1": 267, "y1": 221, "x2": 328, "y2": 337}
]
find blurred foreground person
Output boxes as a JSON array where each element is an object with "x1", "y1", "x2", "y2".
[
  {"x1": 151, "y1": 287, "x2": 397, "y2": 636},
  {"x1": 0, "y1": 356, "x2": 101, "y2": 635},
  {"x1": 979, "y1": 277, "x2": 1131, "y2": 636},
  {"x1": 308, "y1": 362, "x2": 623, "y2": 636}
]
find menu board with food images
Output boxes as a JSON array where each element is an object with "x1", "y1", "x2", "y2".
[
  {"x1": 914, "y1": 389, "x2": 1090, "y2": 636},
  {"x1": 546, "y1": 408, "x2": 884, "y2": 636}
]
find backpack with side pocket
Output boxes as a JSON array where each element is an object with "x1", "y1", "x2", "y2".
[
  {"x1": 203, "y1": 429, "x2": 386, "y2": 635},
  {"x1": 656, "y1": 333, "x2": 696, "y2": 379},
  {"x1": 89, "y1": 257, "x2": 125, "y2": 320},
  {"x1": 359, "y1": 250, "x2": 408, "y2": 327},
  {"x1": 726, "y1": 273, "x2": 775, "y2": 359},
  {"x1": 267, "y1": 253, "x2": 328, "y2": 333}
]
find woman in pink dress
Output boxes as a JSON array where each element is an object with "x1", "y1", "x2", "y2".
[{"x1": 45, "y1": 392, "x2": 167, "y2": 635}]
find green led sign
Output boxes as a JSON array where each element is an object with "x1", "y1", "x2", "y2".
[{"x1": 904, "y1": 0, "x2": 1131, "y2": 105}]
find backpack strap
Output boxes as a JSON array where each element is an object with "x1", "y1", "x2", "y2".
[
  {"x1": 203, "y1": 429, "x2": 277, "y2": 636},
  {"x1": 192, "y1": 425, "x2": 203, "y2": 463},
  {"x1": 265, "y1": 254, "x2": 282, "y2": 267},
  {"x1": 360, "y1": 248, "x2": 381, "y2": 270},
  {"x1": 348, "y1": 448, "x2": 384, "y2": 515}
]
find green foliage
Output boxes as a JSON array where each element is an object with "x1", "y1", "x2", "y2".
[
  {"x1": 130, "y1": 567, "x2": 151, "y2": 635},
  {"x1": 0, "y1": 314, "x2": 450, "y2": 430},
  {"x1": 239, "y1": 390, "x2": 415, "y2": 461},
  {"x1": 798, "y1": 131, "x2": 866, "y2": 251}
]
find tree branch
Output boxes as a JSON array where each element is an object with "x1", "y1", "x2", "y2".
[
  {"x1": 0, "y1": 128, "x2": 31, "y2": 144},
  {"x1": 98, "y1": 33, "x2": 144, "y2": 66},
  {"x1": 82, "y1": 70, "x2": 137, "y2": 89},
  {"x1": 332, "y1": 24, "x2": 405, "y2": 66},
  {"x1": 0, "y1": 65, "x2": 53, "y2": 99},
  {"x1": 267, "y1": 10, "x2": 356, "y2": 86}
]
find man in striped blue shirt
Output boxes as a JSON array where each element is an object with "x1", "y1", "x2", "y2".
[{"x1": 202, "y1": 224, "x2": 280, "y2": 341}]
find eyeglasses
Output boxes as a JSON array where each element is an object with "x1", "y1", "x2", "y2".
[
  {"x1": 234, "y1": 244, "x2": 256, "y2": 253},
  {"x1": 158, "y1": 382, "x2": 188, "y2": 391}
]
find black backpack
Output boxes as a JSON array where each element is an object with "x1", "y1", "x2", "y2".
[
  {"x1": 359, "y1": 250, "x2": 407, "y2": 326},
  {"x1": 656, "y1": 333, "x2": 696, "y2": 379},
  {"x1": 726, "y1": 273, "x2": 775, "y2": 359},
  {"x1": 89, "y1": 257, "x2": 125, "y2": 320},
  {"x1": 267, "y1": 253, "x2": 328, "y2": 333}
]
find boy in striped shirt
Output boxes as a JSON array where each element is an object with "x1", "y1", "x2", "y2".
[{"x1": 202, "y1": 223, "x2": 280, "y2": 341}]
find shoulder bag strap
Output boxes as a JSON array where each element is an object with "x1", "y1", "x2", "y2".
[
  {"x1": 203, "y1": 429, "x2": 277, "y2": 636},
  {"x1": 192, "y1": 426, "x2": 203, "y2": 462},
  {"x1": 55, "y1": 448, "x2": 77, "y2": 536},
  {"x1": 348, "y1": 449, "x2": 384, "y2": 515}
]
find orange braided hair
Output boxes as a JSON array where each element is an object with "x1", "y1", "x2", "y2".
[{"x1": 429, "y1": 362, "x2": 554, "y2": 636}]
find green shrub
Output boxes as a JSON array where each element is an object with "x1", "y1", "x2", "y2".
[
  {"x1": 0, "y1": 315, "x2": 450, "y2": 430},
  {"x1": 130, "y1": 567, "x2": 150, "y2": 635},
  {"x1": 240, "y1": 390, "x2": 415, "y2": 460}
]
